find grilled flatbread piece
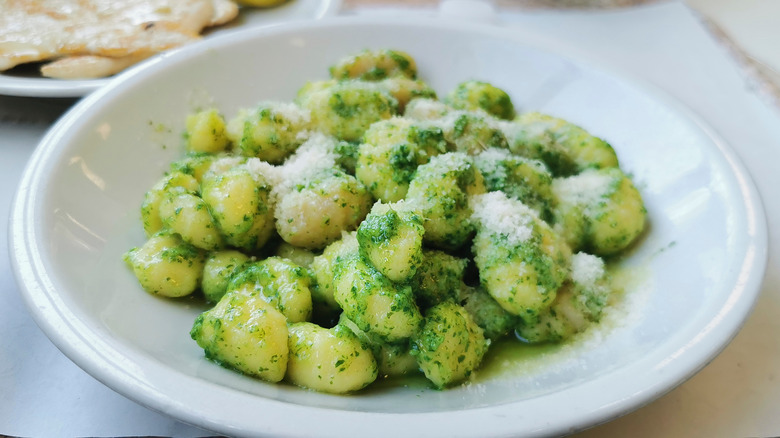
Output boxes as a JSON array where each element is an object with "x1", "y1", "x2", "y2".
[
  {"x1": 0, "y1": 0, "x2": 238, "y2": 78},
  {"x1": 39, "y1": 54, "x2": 150, "y2": 79}
]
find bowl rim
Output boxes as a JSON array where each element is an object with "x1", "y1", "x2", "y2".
[{"x1": 9, "y1": 15, "x2": 769, "y2": 438}]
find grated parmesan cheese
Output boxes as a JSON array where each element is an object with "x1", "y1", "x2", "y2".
[
  {"x1": 490, "y1": 118, "x2": 513, "y2": 134},
  {"x1": 369, "y1": 198, "x2": 419, "y2": 216},
  {"x1": 470, "y1": 191, "x2": 536, "y2": 246},
  {"x1": 242, "y1": 157, "x2": 282, "y2": 188},
  {"x1": 552, "y1": 169, "x2": 614, "y2": 206},
  {"x1": 570, "y1": 252, "x2": 605, "y2": 287},
  {"x1": 474, "y1": 147, "x2": 510, "y2": 180},
  {"x1": 317, "y1": 79, "x2": 387, "y2": 95},
  {"x1": 426, "y1": 151, "x2": 472, "y2": 173},
  {"x1": 510, "y1": 119, "x2": 544, "y2": 139},
  {"x1": 273, "y1": 131, "x2": 339, "y2": 196},
  {"x1": 380, "y1": 78, "x2": 402, "y2": 94},
  {"x1": 434, "y1": 110, "x2": 467, "y2": 134},
  {"x1": 256, "y1": 101, "x2": 311, "y2": 127},
  {"x1": 404, "y1": 98, "x2": 449, "y2": 120},
  {"x1": 206, "y1": 156, "x2": 245, "y2": 176},
  {"x1": 477, "y1": 146, "x2": 512, "y2": 162}
]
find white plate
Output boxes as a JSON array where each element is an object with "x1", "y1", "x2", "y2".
[
  {"x1": 10, "y1": 17, "x2": 767, "y2": 438},
  {"x1": 0, "y1": 0, "x2": 340, "y2": 98}
]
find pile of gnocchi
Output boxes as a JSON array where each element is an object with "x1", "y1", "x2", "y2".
[{"x1": 124, "y1": 49, "x2": 646, "y2": 394}]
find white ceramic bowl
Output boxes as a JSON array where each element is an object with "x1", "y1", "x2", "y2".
[{"x1": 10, "y1": 16, "x2": 767, "y2": 438}]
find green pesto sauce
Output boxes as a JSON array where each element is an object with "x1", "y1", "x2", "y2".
[
  {"x1": 330, "y1": 93, "x2": 360, "y2": 118},
  {"x1": 474, "y1": 338, "x2": 563, "y2": 380},
  {"x1": 149, "y1": 121, "x2": 171, "y2": 134},
  {"x1": 359, "y1": 210, "x2": 400, "y2": 244},
  {"x1": 160, "y1": 245, "x2": 200, "y2": 263},
  {"x1": 653, "y1": 240, "x2": 677, "y2": 256},
  {"x1": 385, "y1": 260, "x2": 647, "y2": 390},
  {"x1": 388, "y1": 143, "x2": 420, "y2": 184},
  {"x1": 359, "y1": 339, "x2": 563, "y2": 393},
  {"x1": 363, "y1": 67, "x2": 388, "y2": 81},
  {"x1": 409, "y1": 125, "x2": 447, "y2": 152},
  {"x1": 452, "y1": 115, "x2": 469, "y2": 138},
  {"x1": 388, "y1": 51, "x2": 411, "y2": 72},
  {"x1": 472, "y1": 260, "x2": 649, "y2": 383},
  {"x1": 367, "y1": 372, "x2": 430, "y2": 392}
]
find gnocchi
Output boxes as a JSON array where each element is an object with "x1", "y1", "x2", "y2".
[
  {"x1": 445, "y1": 80, "x2": 516, "y2": 120},
  {"x1": 357, "y1": 201, "x2": 425, "y2": 282},
  {"x1": 125, "y1": 48, "x2": 647, "y2": 393},
  {"x1": 405, "y1": 152, "x2": 486, "y2": 250},
  {"x1": 411, "y1": 302, "x2": 489, "y2": 388},
  {"x1": 286, "y1": 322, "x2": 378, "y2": 394},
  {"x1": 225, "y1": 102, "x2": 310, "y2": 164},
  {"x1": 124, "y1": 232, "x2": 205, "y2": 298},
  {"x1": 190, "y1": 288, "x2": 289, "y2": 382}
]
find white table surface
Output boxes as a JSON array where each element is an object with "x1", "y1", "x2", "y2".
[{"x1": 2, "y1": 2, "x2": 780, "y2": 436}]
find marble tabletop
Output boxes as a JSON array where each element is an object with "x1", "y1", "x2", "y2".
[{"x1": 2, "y1": 1, "x2": 780, "y2": 437}]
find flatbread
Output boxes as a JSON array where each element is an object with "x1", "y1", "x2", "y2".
[
  {"x1": 39, "y1": 54, "x2": 150, "y2": 79},
  {"x1": 0, "y1": 0, "x2": 239, "y2": 78},
  {"x1": 210, "y1": 0, "x2": 240, "y2": 26}
]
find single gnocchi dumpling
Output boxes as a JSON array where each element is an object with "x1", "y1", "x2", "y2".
[
  {"x1": 471, "y1": 191, "x2": 571, "y2": 322},
  {"x1": 404, "y1": 97, "x2": 451, "y2": 121},
  {"x1": 372, "y1": 339, "x2": 419, "y2": 379},
  {"x1": 169, "y1": 153, "x2": 222, "y2": 183},
  {"x1": 436, "y1": 111, "x2": 508, "y2": 156},
  {"x1": 202, "y1": 155, "x2": 249, "y2": 178},
  {"x1": 516, "y1": 252, "x2": 613, "y2": 343},
  {"x1": 552, "y1": 167, "x2": 646, "y2": 256},
  {"x1": 310, "y1": 231, "x2": 359, "y2": 310},
  {"x1": 339, "y1": 314, "x2": 419, "y2": 378},
  {"x1": 186, "y1": 108, "x2": 231, "y2": 154},
  {"x1": 274, "y1": 242, "x2": 317, "y2": 269},
  {"x1": 275, "y1": 167, "x2": 372, "y2": 250},
  {"x1": 377, "y1": 76, "x2": 437, "y2": 112},
  {"x1": 190, "y1": 288, "x2": 289, "y2": 382},
  {"x1": 201, "y1": 249, "x2": 250, "y2": 303},
  {"x1": 445, "y1": 80, "x2": 516, "y2": 120},
  {"x1": 333, "y1": 255, "x2": 423, "y2": 342},
  {"x1": 460, "y1": 285, "x2": 519, "y2": 341},
  {"x1": 502, "y1": 112, "x2": 618, "y2": 176},
  {"x1": 272, "y1": 134, "x2": 372, "y2": 251},
  {"x1": 158, "y1": 188, "x2": 224, "y2": 251},
  {"x1": 140, "y1": 171, "x2": 200, "y2": 236},
  {"x1": 226, "y1": 257, "x2": 313, "y2": 323},
  {"x1": 567, "y1": 252, "x2": 614, "y2": 321},
  {"x1": 409, "y1": 249, "x2": 468, "y2": 309},
  {"x1": 295, "y1": 79, "x2": 337, "y2": 102},
  {"x1": 298, "y1": 80, "x2": 399, "y2": 142},
  {"x1": 474, "y1": 147, "x2": 555, "y2": 221},
  {"x1": 226, "y1": 102, "x2": 311, "y2": 164},
  {"x1": 355, "y1": 116, "x2": 449, "y2": 202},
  {"x1": 405, "y1": 152, "x2": 486, "y2": 250},
  {"x1": 329, "y1": 49, "x2": 417, "y2": 81},
  {"x1": 200, "y1": 164, "x2": 276, "y2": 252},
  {"x1": 357, "y1": 201, "x2": 425, "y2": 283},
  {"x1": 286, "y1": 322, "x2": 378, "y2": 394},
  {"x1": 411, "y1": 302, "x2": 489, "y2": 388},
  {"x1": 123, "y1": 232, "x2": 206, "y2": 298}
]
